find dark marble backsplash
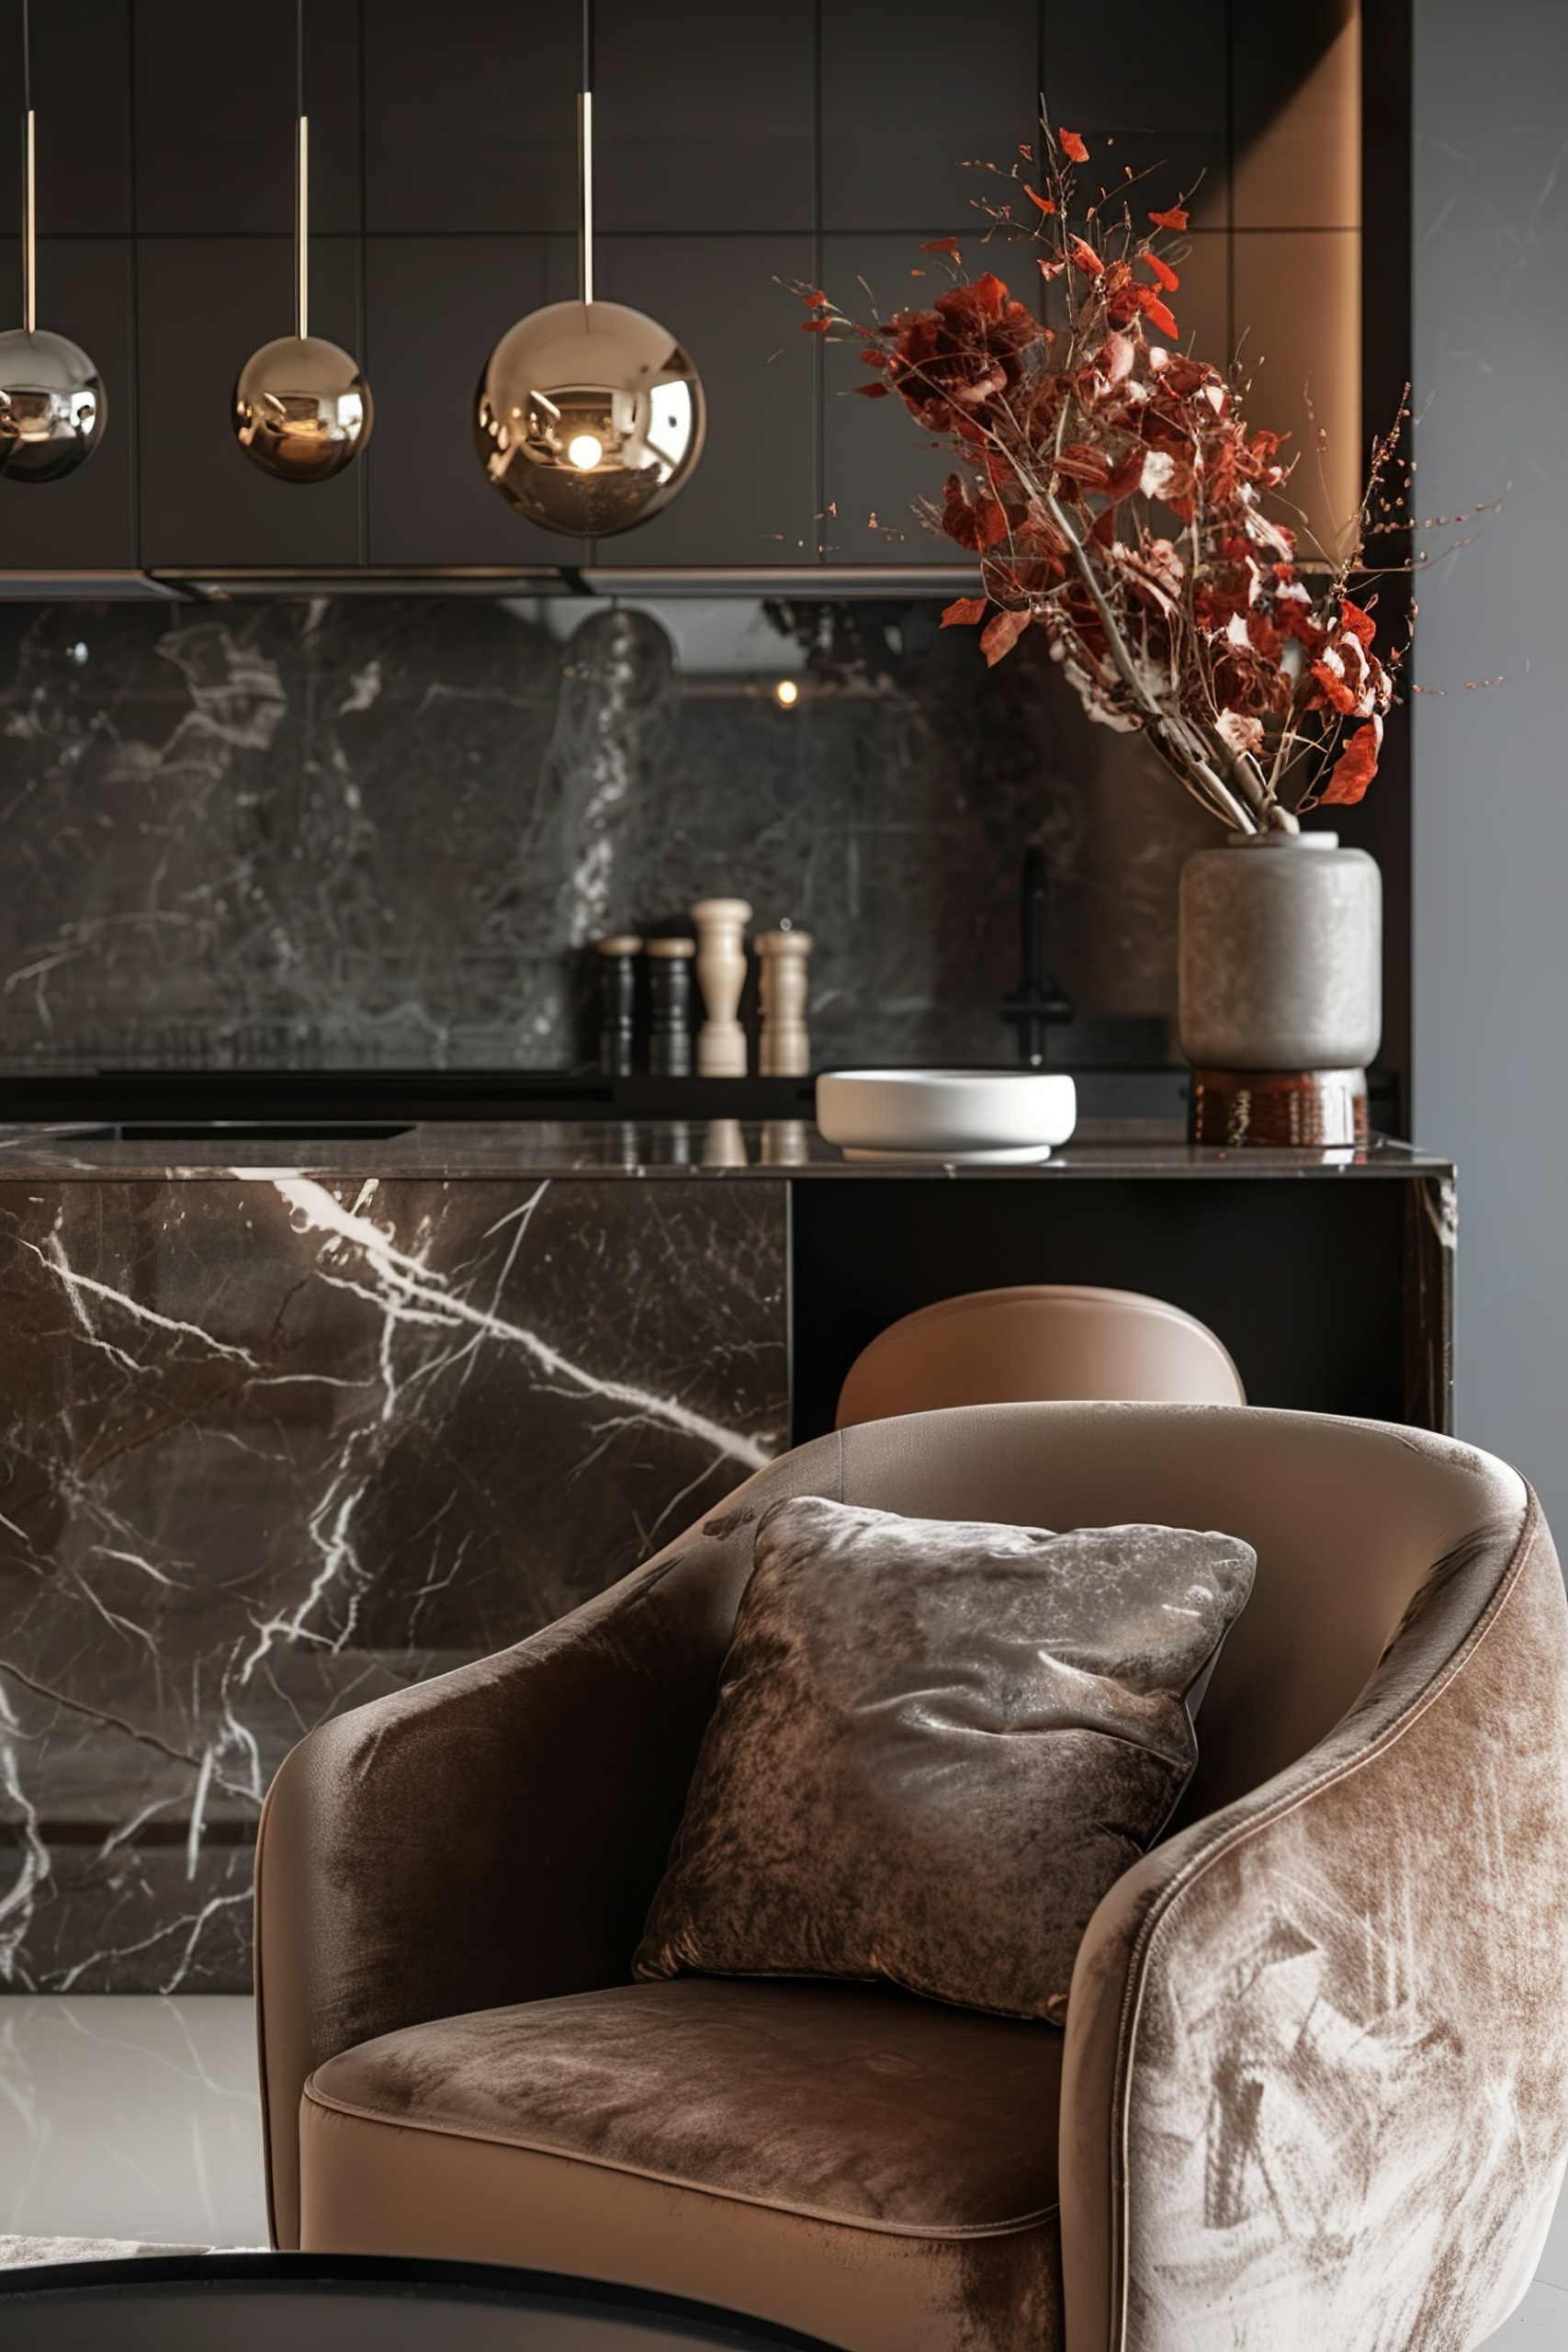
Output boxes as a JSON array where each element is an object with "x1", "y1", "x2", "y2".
[{"x1": 0, "y1": 595, "x2": 1210, "y2": 1074}]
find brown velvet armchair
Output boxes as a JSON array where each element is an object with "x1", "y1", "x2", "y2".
[{"x1": 255, "y1": 1403, "x2": 1568, "y2": 2351}]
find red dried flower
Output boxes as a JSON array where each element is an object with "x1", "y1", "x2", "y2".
[
  {"x1": 942, "y1": 473, "x2": 1011, "y2": 551},
  {"x1": 981, "y1": 607, "x2": 1033, "y2": 665},
  {"x1": 803, "y1": 130, "x2": 1435, "y2": 827},
  {"x1": 877, "y1": 275, "x2": 1040, "y2": 436},
  {"x1": 1320, "y1": 719, "x2": 1382, "y2": 805}
]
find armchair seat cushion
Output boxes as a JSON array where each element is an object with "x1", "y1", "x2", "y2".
[
  {"x1": 300, "y1": 1978, "x2": 1066, "y2": 2351},
  {"x1": 303, "y1": 1975, "x2": 1062, "y2": 2236}
]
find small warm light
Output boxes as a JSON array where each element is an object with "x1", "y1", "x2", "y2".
[
  {"x1": 774, "y1": 678, "x2": 800, "y2": 707},
  {"x1": 567, "y1": 432, "x2": 604, "y2": 470}
]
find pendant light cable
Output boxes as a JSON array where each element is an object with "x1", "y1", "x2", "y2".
[
  {"x1": 578, "y1": 0, "x2": 594, "y2": 308},
  {"x1": 294, "y1": 0, "x2": 309, "y2": 339},
  {"x1": 20, "y1": 0, "x2": 34, "y2": 334}
]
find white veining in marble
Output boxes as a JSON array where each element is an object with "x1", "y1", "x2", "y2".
[
  {"x1": 265, "y1": 1174, "x2": 771, "y2": 1470},
  {"x1": 0, "y1": 1175, "x2": 787, "y2": 1992}
]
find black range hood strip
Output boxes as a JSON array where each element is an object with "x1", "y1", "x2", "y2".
[
  {"x1": 0, "y1": 565, "x2": 987, "y2": 604},
  {"x1": 0, "y1": 1069, "x2": 820, "y2": 1125}
]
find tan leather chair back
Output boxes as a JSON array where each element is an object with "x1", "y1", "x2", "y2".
[{"x1": 836, "y1": 1285, "x2": 1245, "y2": 1428}]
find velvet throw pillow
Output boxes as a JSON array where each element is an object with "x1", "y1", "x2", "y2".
[{"x1": 636, "y1": 1496, "x2": 1255, "y2": 2024}]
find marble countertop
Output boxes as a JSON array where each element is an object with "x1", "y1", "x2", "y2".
[{"x1": 0, "y1": 1118, "x2": 1454, "y2": 1182}]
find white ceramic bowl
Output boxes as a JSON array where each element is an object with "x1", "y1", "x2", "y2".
[{"x1": 815, "y1": 1069, "x2": 1077, "y2": 1163}]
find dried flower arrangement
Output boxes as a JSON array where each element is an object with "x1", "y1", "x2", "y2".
[{"x1": 797, "y1": 128, "x2": 1415, "y2": 834}]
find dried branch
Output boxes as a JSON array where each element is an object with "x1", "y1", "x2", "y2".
[{"x1": 792, "y1": 121, "x2": 1446, "y2": 822}]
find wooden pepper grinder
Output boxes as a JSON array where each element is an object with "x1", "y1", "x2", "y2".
[
  {"x1": 690, "y1": 899, "x2": 751, "y2": 1077},
  {"x1": 645, "y1": 936, "x2": 696, "y2": 1077},
  {"x1": 593, "y1": 935, "x2": 642, "y2": 1077},
  {"x1": 756, "y1": 923, "x2": 813, "y2": 1076}
]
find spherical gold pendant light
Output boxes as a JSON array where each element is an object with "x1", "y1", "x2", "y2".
[
  {"x1": 232, "y1": 2, "x2": 371, "y2": 482},
  {"x1": 0, "y1": 9, "x2": 107, "y2": 485},
  {"x1": 475, "y1": 0, "x2": 705, "y2": 536}
]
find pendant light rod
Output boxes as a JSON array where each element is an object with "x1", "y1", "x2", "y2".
[
  {"x1": 578, "y1": 0, "x2": 595, "y2": 308},
  {"x1": 22, "y1": 111, "x2": 35, "y2": 336},
  {"x1": 295, "y1": 116, "x2": 310, "y2": 338},
  {"x1": 19, "y1": 0, "x2": 34, "y2": 334},
  {"x1": 293, "y1": 0, "x2": 309, "y2": 338}
]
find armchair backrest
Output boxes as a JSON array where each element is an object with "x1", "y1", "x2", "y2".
[
  {"x1": 835, "y1": 1285, "x2": 1246, "y2": 1428},
  {"x1": 694, "y1": 1403, "x2": 1529, "y2": 1815}
]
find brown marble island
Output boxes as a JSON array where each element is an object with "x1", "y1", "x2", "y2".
[{"x1": 0, "y1": 1118, "x2": 1453, "y2": 1996}]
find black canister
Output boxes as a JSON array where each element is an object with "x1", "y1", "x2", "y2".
[
  {"x1": 646, "y1": 936, "x2": 696, "y2": 1078},
  {"x1": 594, "y1": 935, "x2": 643, "y2": 1077}
]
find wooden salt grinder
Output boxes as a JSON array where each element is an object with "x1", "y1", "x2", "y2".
[
  {"x1": 756, "y1": 925, "x2": 813, "y2": 1077},
  {"x1": 690, "y1": 899, "x2": 752, "y2": 1077}
]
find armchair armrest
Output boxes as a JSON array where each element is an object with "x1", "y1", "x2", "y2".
[
  {"x1": 1060, "y1": 1492, "x2": 1568, "y2": 2352},
  {"x1": 254, "y1": 1430, "x2": 839, "y2": 2246}
]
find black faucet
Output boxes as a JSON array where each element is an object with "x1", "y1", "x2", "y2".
[{"x1": 1000, "y1": 846, "x2": 1072, "y2": 1068}]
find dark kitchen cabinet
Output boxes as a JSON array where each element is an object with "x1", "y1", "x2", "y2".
[
  {"x1": 0, "y1": 240, "x2": 136, "y2": 569},
  {"x1": 132, "y1": 0, "x2": 363, "y2": 233},
  {"x1": 1044, "y1": 2, "x2": 1231, "y2": 230},
  {"x1": 363, "y1": 3, "x2": 578, "y2": 233},
  {"x1": 137, "y1": 239, "x2": 366, "y2": 570},
  {"x1": 818, "y1": 232, "x2": 953, "y2": 568},
  {"x1": 1231, "y1": 0, "x2": 1359, "y2": 228},
  {"x1": 820, "y1": 0, "x2": 1039, "y2": 232},
  {"x1": 592, "y1": 234, "x2": 818, "y2": 566},
  {"x1": 593, "y1": 2, "x2": 815, "y2": 233},
  {"x1": 0, "y1": 0, "x2": 132, "y2": 234},
  {"x1": 0, "y1": 1, "x2": 1356, "y2": 586},
  {"x1": 365, "y1": 236, "x2": 587, "y2": 567}
]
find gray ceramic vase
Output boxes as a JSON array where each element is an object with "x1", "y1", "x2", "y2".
[{"x1": 1178, "y1": 831, "x2": 1382, "y2": 1071}]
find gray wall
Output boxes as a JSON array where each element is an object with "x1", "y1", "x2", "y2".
[{"x1": 1414, "y1": 3, "x2": 1568, "y2": 1520}]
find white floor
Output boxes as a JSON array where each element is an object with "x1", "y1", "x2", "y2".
[
  {"x1": 0, "y1": 1996, "x2": 267, "y2": 2248},
  {"x1": 1488, "y1": 2232, "x2": 1568, "y2": 2345},
  {"x1": 0, "y1": 1995, "x2": 1564, "y2": 2339}
]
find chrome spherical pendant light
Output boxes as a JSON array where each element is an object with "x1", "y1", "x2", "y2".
[
  {"x1": 0, "y1": 10, "x2": 107, "y2": 485},
  {"x1": 233, "y1": 3, "x2": 371, "y2": 483},
  {"x1": 477, "y1": 300, "x2": 705, "y2": 537},
  {"x1": 475, "y1": 0, "x2": 705, "y2": 537}
]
